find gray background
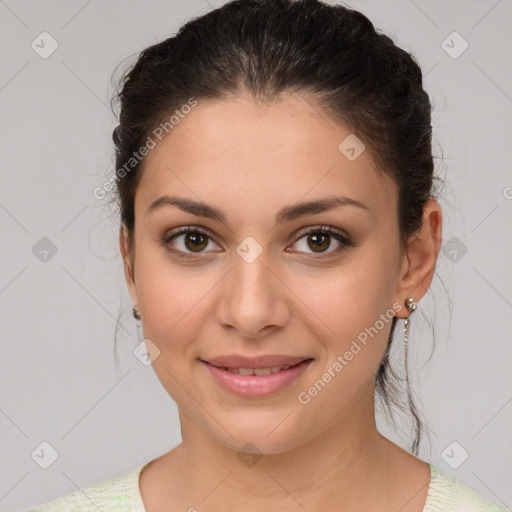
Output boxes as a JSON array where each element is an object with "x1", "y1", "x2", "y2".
[{"x1": 1, "y1": 1, "x2": 511, "y2": 511}]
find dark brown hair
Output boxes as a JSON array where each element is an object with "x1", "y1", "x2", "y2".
[{"x1": 110, "y1": 0, "x2": 442, "y2": 455}]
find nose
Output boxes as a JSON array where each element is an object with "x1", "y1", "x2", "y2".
[{"x1": 216, "y1": 249, "x2": 290, "y2": 339}]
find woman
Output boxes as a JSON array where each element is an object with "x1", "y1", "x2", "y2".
[{"x1": 26, "y1": 0, "x2": 506, "y2": 510}]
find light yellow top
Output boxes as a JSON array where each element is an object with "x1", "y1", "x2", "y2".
[{"x1": 25, "y1": 462, "x2": 508, "y2": 511}]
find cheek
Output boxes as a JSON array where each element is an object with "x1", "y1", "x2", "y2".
[
  {"x1": 294, "y1": 241, "x2": 399, "y2": 374},
  {"x1": 134, "y1": 256, "x2": 209, "y2": 398},
  {"x1": 133, "y1": 246, "x2": 217, "y2": 355},
  {"x1": 304, "y1": 254, "x2": 397, "y2": 333}
]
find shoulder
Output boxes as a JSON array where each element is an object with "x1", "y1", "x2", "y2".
[
  {"x1": 425, "y1": 463, "x2": 508, "y2": 512},
  {"x1": 24, "y1": 465, "x2": 147, "y2": 512}
]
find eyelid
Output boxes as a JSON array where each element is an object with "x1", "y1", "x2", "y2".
[
  {"x1": 288, "y1": 225, "x2": 353, "y2": 258},
  {"x1": 163, "y1": 225, "x2": 217, "y2": 244},
  {"x1": 293, "y1": 224, "x2": 351, "y2": 243},
  {"x1": 161, "y1": 225, "x2": 221, "y2": 260}
]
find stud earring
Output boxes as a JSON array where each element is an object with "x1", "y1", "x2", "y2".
[
  {"x1": 132, "y1": 306, "x2": 141, "y2": 321},
  {"x1": 403, "y1": 297, "x2": 417, "y2": 374}
]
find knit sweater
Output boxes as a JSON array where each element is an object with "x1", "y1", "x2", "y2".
[{"x1": 25, "y1": 462, "x2": 507, "y2": 511}]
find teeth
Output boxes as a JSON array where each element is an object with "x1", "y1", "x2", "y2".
[
  {"x1": 254, "y1": 368, "x2": 271, "y2": 376},
  {"x1": 221, "y1": 365, "x2": 292, "y2": 375}
]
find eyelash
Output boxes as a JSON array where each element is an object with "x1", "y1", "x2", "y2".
[{"x1": 161, "y1": 225, "x2": 354, "y2": 260}]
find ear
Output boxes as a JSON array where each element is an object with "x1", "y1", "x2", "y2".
[
  {"x1": 393, "y1": 198, "x2": 442, "y2": 318},
  {"x1": 119, "y1": 224, "x2": 138, "y2": 306}
]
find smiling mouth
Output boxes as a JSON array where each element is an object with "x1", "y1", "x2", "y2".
[{"x1": 200, "y1": 357, "x2": 314, "y2": 398}]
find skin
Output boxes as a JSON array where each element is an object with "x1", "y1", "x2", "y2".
[{"x1": 120, "y1": 91, "x2": 442, "y2": 512}]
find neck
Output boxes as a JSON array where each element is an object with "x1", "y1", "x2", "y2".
[{"x1": 168, "y1": 386, "x2": 401, "y2": 511}]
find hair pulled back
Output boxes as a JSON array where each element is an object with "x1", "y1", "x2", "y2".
[{"x1": 111, "y1": 0, "x2": 438, "y2": 455}]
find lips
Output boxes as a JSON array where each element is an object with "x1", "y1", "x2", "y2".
[{"x1": 201, "y1": 358, "x2": 314, "y2": 398}]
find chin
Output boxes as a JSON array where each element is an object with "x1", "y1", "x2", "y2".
[{"x1": 210, "y1": 416, "x2": 309, "y2": 456}]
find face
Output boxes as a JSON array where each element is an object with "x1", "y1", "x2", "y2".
[{"x1": 121, "y1": 92, "x2": 440, "y2": 455}]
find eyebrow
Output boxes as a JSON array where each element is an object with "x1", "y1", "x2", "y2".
[{"x1": 147, "y1": 194, "x2": 369, "y2": 225}]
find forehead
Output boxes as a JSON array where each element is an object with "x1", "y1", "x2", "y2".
[{"x1": 136, "y1": 92, "x2": 396, "y2": 221}]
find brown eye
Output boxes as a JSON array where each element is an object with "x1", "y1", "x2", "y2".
[
  {"x1": 162, "y1": 225, "x2": 353, "y2": 260},
  {"x1": 162, "y1": 227, "x2": 218, "y2": 258},
  {"x1": 306, "y1": 232, "x2": 331, "y2": 252},
  {"x1": 183, "y1": 231, "x2": 208, "y2": 252},
  {"x1": 292, "y1": 226, "x2": 352, "y2": 256}
]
